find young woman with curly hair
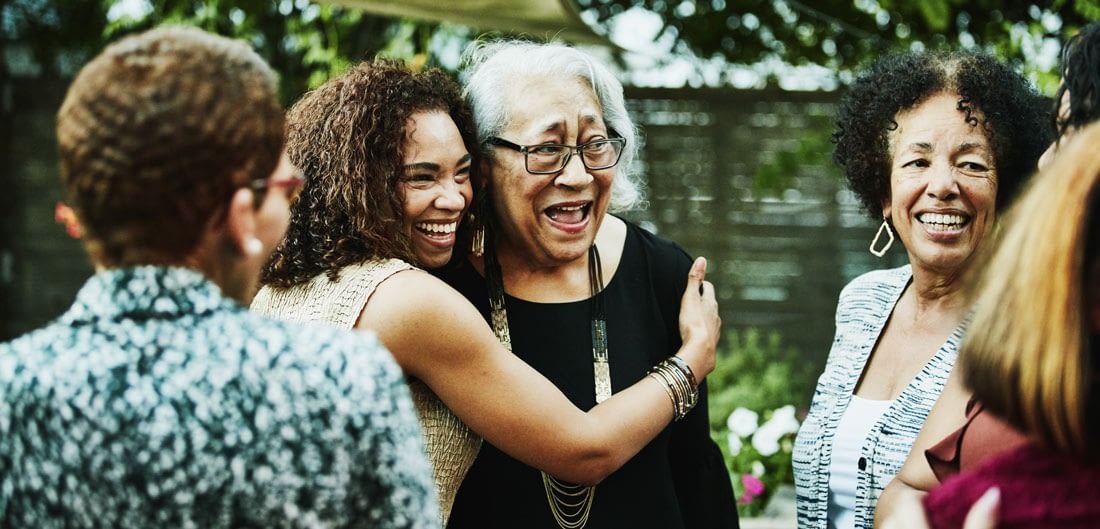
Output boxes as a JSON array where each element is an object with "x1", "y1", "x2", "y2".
[
  {"x1": 791, "y1": 49, "x2": 1052, "y2": 529},
  {"x1": 249, "y1": 58, "x2": 722, "y2": 525}
]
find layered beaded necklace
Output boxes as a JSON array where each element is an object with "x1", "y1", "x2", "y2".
[{"x1": 484, "y1": 240, "x2": 609, "y2": 529}]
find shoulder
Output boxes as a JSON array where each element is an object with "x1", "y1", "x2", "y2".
[
  {"x1": 837, "y1": 264, "x2": 911, "y2": 304},
  {"x1": 0, "y1": 323, "x2": 71, "y2": 389},
  {"x1": 361, "y1": 266, "x2": 487, "y2": 338},
  {"x1": 621, "y1": 218, "x2": 692, "y2": 276},
  {"x1": 240, "y1": 309, "x2": 404, "y2": 386},
  {"x1": 624, "y1": 219, "x2": 691, "y2": 259}
]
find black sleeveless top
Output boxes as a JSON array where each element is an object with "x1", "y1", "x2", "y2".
[{"x1": 435, "y1": 221, "x2": 739, "y2": 529}]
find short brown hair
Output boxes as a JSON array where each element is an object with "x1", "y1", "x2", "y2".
[
  {"x1": 260, "y1": 58, "x2": 477, "y2": 288},
  {"x1": 57, "y1": 25, "x2": 284, "y2": 267}
]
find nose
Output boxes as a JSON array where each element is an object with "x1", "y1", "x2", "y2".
[
  {"x1": 926, "y1": 163, "x2": 960, "y2": 201},
  {"x1": 554, "y1": 151, "x2": 594, "y2": 189},
  {"x1": 434, "y1": 180, "x2": 468, "y2": 212}
]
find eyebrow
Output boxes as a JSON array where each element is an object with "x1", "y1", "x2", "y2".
[
  {"x1": 902, "y1": 141, "x2": 988, "y2": 154},
  {"x1": 957, "y1": 142, "x2": 988, "y2": 153},
  {"x1": 528, "y1": 114, "x2": 605, "y2": 137},
  {"x1": 404, "y1": 162, "x2": 440, "y2": 172},
  {"x1": 403, "y1": 154, "x2": 471, "y2": 172}
]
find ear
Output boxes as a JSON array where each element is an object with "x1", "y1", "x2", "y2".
[
  {"x1": 225, "y1": 187, "x2": 261, "y2": 256},
  {"x1": 881, "y1": 195, "x2": 892, "y2": 222}
]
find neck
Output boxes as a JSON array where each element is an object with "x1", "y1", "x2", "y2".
[
  {"x1": 907, "y1": 265, "x2": 970, "y2": 323},
  {"x1": 494, "y1": 239, "x2": 594, "y2": 303}
]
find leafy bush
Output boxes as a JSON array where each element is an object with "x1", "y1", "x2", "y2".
[{"x1": 707, "y1": 328, "x2": 815, "y2": 517}]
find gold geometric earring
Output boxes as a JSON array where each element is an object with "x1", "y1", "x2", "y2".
[{"x1": 869, "y1": 218, "x2": 894, "y2": 257}]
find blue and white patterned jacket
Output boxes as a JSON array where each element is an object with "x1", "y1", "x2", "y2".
[
  {"x1": 0, "y1": 266, "x2": 439, "y2": 529},
  {"x1": 793, "y1": 265, "x2": 963, "y2": 529}
]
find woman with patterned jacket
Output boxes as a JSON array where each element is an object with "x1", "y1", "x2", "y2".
[
  {"x1": 0, "y1": 26, "x2": 438, "y2": 529},
  {"x1": 791, "y1": 49, "x2": 1051, "y2": 529}
]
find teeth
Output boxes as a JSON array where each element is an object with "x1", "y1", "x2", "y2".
[
  {"x1": 918, "y1": 213, "x2": 966, "y2": 228},
  {"x1": 415, "y1": 222, "x2": 457, "y2": 234},
  {"x1": 553, "y1": 205, "x2": 585, "y2": 212}
]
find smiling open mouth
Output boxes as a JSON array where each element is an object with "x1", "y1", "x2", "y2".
[
  {"x1": 414, "y1": 221, "x2": 457, "y2": 239},
  {"x1": 917, "y1": 212, "x2": 970, "y2": 231},
  {"x1": 545, "y1": 203, "x2": 591, "y2": 224}
]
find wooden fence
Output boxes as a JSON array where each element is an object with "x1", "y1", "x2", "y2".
[{"x1": 1, "y1": 80, "x2": 910, "y2": 402}]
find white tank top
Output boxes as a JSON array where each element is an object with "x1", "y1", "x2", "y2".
[{"x1": 827, "y1": 395, "x2": 893, "y2": 529}]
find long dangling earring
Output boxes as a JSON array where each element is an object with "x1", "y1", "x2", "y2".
[
  {"x1": 869, "y1": 218, "x2": 894, "y2": 257},
  {"x1": 469, "y1": 212, "x2": 485, "y2": 257}
]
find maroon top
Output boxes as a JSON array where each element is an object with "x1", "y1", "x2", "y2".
[
  {"x1": 924, "y1": 400, "x2": 1030, "y2": 482},
  {"x1": 924, "y1": 442, "x2": 1100, "y2": 529}
]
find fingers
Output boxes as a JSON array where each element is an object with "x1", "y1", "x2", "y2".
[
  {"x1": 686, "y1": 256, "x2": 715, "y2": 297},
  {"x1": 962, "y1": 488, "x2": 1000, "y2": 529},
  {"x1": 688, "y1": 256, "x2": 707, "y2": 289}
]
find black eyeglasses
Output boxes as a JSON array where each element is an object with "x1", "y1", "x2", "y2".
[{"x1": 486, "y1": 136, "x2": 626, "y2": 175}]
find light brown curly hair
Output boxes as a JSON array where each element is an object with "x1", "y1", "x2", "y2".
[
  {"x1": 56, "y1": 26, "x2": 284, "y2": 267},
  {"x1": 260, "y1": 58, "x2": 478, "y2": 288}
]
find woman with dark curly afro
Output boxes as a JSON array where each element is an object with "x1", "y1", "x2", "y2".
[
  {"x1": 875, "y1": 25, "x2": 1100, "y2": 529},
  {"x1": 792, "y1": 49, "x2": 1052, "y2": 529},
  {"x1": 248, "y1": 58, "x2": 723, "y2": 525}
]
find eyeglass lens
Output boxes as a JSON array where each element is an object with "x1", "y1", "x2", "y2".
[{"x1": 527, "y1": 139, "x2": 623, "y2": 173}]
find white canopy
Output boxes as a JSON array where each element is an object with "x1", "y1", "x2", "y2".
[{"x1": 317, "y1": 0, "x2": 610, "y2": 45}]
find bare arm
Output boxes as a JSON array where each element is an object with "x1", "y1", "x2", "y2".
[
  {"x1": 875, "y1": 367, "x2": 971, "y2": 528},
  {"x1": 359, "y1": 258, "x2": 719, "y2": 485}
]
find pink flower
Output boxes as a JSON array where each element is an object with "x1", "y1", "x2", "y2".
[{"x1": 737, "y1": 474, "x2": 766, "y2": 504}]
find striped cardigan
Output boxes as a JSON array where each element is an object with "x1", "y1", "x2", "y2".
[{"x1": 792, "y1": 265, "x2": 963, "y2": 529}]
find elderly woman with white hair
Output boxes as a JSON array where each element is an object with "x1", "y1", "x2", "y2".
[{"x1": 436, "y1": 39, "x2": 739, "y2": 529}]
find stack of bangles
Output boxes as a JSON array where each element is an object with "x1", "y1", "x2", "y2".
[{"x1": 647, "y1": 355, "x2": 699, "y2": 421}]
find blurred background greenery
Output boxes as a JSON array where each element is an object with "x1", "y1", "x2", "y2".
[{"x1": 1, "y1": 9, "x2": 1092, "y2": 514}]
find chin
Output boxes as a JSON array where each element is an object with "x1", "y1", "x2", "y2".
[{"x1": 417, "y1": 253, "x2": 453, "y2": 271}]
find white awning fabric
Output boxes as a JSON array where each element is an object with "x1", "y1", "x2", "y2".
[{"x1": 317, "y1": 0, "x2": 610, "y2": 45}]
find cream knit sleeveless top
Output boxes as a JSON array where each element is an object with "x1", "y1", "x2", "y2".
[{"x1": 250, "y1": 258, "x2": 481, "y2": 524}]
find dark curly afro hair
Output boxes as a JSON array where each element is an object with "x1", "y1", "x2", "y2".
[
  {"x1": 1055, "y1": 21, "x2": 1100, "y2": 137},
  {"x1": 833, "y1": 50, "x2": 1053, "y2": 219},
  {"x1": 261, "y1": 58, "x2": 478, "y2": 289}
]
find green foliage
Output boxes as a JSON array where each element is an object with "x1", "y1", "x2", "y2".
[
  {"x1": 707, "y1": 328, "x2": 813, "y2": 433},
  {"x1": 1, "y1": 0, "x2": 456, "y2": 104},
  {"x1": 707, "y1": 328, "x2": 812, "y2": 517},
  {"x1": 577, "y1": 0, "x2": 1097, "y2": 83},
  {"x1": 753, "y1": 114, "x2": 836, "y2": 193}
]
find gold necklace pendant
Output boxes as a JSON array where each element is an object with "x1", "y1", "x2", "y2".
[
  {"x1": 485, "y1": 242, "x2": 607, "y2": 529},
  {"x1": 542, "y1": 472, "x2": 596, "y2": 529}
]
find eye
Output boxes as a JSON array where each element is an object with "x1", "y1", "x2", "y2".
[
  {"x1": 528, "y1": 144, "x2": 566, "y2": 157},
  {"x1": 901, "y1": 158, "x2": 930, "y2": 168},
  {"x1": 959, "y1": 161, "x2": 989, "y2": 172},
  {"x1": 583, "y1": 140, "x2": 612, "y2": 154},
  {"x1": 455, "y1": 165, "x2": 471, "y2": 184},
  {"x1": 402, "y1": 173, "x2": 436, "y2": 189}
]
